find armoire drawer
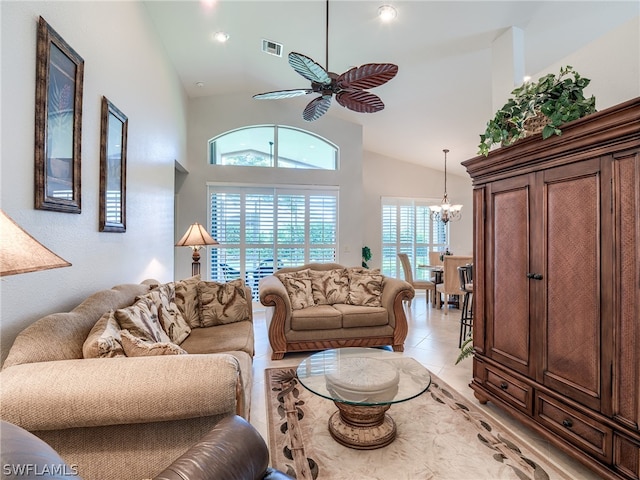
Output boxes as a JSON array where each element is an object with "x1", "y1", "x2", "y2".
[
  {"x1": 482, "y1": 364, "x2": 533, "y2": 415},
  {"x1": 536, "y1": 392, "x2": 612, "y2": 464},
  {"x1": 613, "y1": 433, "x2": 640, "y2": 480}
]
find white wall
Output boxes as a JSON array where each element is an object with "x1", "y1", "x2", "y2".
[
  {"x1": 0, "y1": 1, "x2": 186, "y2": 362},
  {"x1": 363, "y1": 151, "x2": 474, "y2": 270},
  {"x1": 176, "y1": 93, "x2": 364, "y2": 280},
  {"x1": 178, "y1": 93, "x2": 473, "y2": 280},
  {"x1": 530, "y1": 16, "x2": 640, "y2": 111}
]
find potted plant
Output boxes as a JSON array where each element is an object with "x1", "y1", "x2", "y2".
[
  {"x1": 478, "y1": 65, "x2": 596, "y2": 156},
  {"x1": 362, "y1": 246, "x2": 372, "y2": 268},
  {"x1": 455, "y1": 335, "x2": 474, "y2": 365}
]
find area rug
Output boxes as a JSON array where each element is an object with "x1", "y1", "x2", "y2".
[{"x1": 265, "y1": 366, "x2": 574, "y2": 480}]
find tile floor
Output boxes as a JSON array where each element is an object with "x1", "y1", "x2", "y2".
[{"x1": 249, "y1": 293, "x2": 602, "y2": 479}]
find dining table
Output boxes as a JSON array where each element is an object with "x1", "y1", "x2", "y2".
[{"x1": 417, "y1": 264, "x2": 444, "y2": 285}]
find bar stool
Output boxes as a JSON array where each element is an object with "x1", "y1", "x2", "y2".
[{"x1": 457, "y1": 264, "x2": 473, "y2": 348}]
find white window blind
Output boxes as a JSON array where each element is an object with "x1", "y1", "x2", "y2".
[
  {"x1": 208, "y1": 185, "x2": 338, "y2": 299},
  {"x1": 381, "y1": 197, "x2": 448, "y2": 280}
]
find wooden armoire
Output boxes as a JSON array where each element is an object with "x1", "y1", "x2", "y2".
[{"x1": 462, "y1": 97, "x2": 640, "y2": 480}]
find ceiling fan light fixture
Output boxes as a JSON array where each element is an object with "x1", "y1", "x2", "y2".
[
  {"x1": 253, "y1": 0, "x2": 398, "y2": 121},
  {"x1": 378, "y1": 5, "x2": 397, "y2": 22}
]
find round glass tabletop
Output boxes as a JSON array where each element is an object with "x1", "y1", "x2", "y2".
[{"x1": 296, "y1": 347, "x2": 432, "y2": 407}]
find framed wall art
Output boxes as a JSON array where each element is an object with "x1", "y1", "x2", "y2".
[
  {"x1": 99, "y1": 97, "x2": 128, "y2": 232},
  {"x1": 34, "y1": 16, "x2": 84, "y2": 213}
]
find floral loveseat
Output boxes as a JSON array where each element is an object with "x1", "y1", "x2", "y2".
[
  {"x1": 0, "y1": 276, "x2": 254, "y2": 480},
  {"x1": 259, "y1": 263, "x2": 414, "y2": 360}
]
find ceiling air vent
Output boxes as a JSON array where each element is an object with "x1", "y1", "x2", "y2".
[{"x1": 261, "y1": 39, "x2": 283, "y2": 57}]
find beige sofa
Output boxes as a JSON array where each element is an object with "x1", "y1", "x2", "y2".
[
  {"x1": 259, "y1": 263, "x2": 414, "y2": 360},
  {"x1": 0, "y1": 278, "x2": 255, "y2": 480}
]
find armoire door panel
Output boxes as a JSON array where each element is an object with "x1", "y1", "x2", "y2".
[
  {"x1": 543, "y1": 162, "x2": 602, "y2": 410},
  {"x1": 488, "y1": 179, "x2": 531, "y2": 374},
  {"x1": 613, "y1": 151, "x2": 640, "y2": 431}
]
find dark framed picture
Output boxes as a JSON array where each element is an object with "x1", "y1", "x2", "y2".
[
  {"x1": 99, "y1": 97, "x2": 128, "y2": 232},
  {"x1": 34, "y1": 16, "x2": 84, "y2": 213}
]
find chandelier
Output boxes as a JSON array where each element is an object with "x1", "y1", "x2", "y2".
[{"x1": 430, "y1": 149, "x2": 462, "y2": 224}]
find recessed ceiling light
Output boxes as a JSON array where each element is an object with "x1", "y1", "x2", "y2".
[
  {"x1": 378, "y1": 5, "x2": 397, "y2": 22},
  {"x1": 213, "y1": 31, "x2": 230, "y2": 43}
]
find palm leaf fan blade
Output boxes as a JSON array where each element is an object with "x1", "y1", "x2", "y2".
[
  {"x1": 303, "y1": 96, "x2": 332, "y2": 121},
  {"x1": 337, "y1": 63, "x2": 398, "y2": 90},
  {"x1": 336, "y1": 90, "x2": 384, "y2": 113},
  {"x1": 253, "y1": 89, "x2": 312, "y2": 100},
  {"x1": 288, "y1": 52, "x2": 331, "y2": 85}
]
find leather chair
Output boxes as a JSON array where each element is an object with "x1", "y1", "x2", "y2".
[{"x1": 1, "y1": 416, "x2": 294, "y2": 480}]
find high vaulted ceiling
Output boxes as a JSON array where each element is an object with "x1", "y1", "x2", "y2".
[{"x1": 144, "y1": 1, "x2": 638, "y2": 176}]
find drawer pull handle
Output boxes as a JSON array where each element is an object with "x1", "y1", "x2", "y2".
[
  {"x1": 500, "y1": 382, "x2": 508, "y2": 390},
  {"x1": 562, "y1": 419, "x2": 573, "y2": 428}
]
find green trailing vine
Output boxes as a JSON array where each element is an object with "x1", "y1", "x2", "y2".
[{"x1": 478, "y1": 66, "x2": 596, "y2": 156}]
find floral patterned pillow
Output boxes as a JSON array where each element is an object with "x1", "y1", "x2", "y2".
[
  {"x1": 174, "y1": 275, "x2": 201, "y2": 329},
  {"x1": 281, "y1": 275, "x2": 315, "y2": 310},
  {"x1": 197, "y1": 279, "x2": 250, "y2": 327},
  {"x1": 347, "y1": 271, "x2": 383, "y2": 307},
  {"x1": 120, "y1": 329, "x2": 187, "y2": 356},
  {"x1": 309, "y1": 269, "x2": 349, "y2": 305},
  {"x1": 83, "y1": 310, "x2": 125, "y2": 358},
  {"x1": 143, "y1": 282, "x2": 191, "y2": 345},
  {"x1": 114, "y1": 296, "x2": 172, "y2": 344}
]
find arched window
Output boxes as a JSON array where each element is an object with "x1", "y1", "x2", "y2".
[{"x1": 208, "y1": 125, "x2": 338, "y2": 170}]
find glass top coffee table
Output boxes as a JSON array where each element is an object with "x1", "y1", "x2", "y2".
[{"x1": 296, "y1": 347, "x2": 432, "y2": 450}]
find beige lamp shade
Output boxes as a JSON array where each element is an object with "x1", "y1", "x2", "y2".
[
  {"x1": 176, "y1": 222, "x2": 218, "y2": 277},
  {"x1": 0, "y1": 209, "x2": 71, "y2": 276},
  {"x1": 175, "y1": 222, "x2": 218, "y2": 248}
]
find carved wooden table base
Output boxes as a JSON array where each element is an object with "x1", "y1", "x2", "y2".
[{"x1": 328, "y1": 402, "x2": 396, "y2": 450}]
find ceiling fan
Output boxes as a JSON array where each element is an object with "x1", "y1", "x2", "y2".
[{"x1": 252, "y1": 1, "x2": 399, "y2": 122}]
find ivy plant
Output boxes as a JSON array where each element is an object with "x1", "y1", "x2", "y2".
[{"x1": 478, "y1": 66, "x2": 596, "y2": 156}]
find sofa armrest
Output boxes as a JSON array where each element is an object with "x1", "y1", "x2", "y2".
[
  {"x1": 381, "y1": 276, "x2": 414, "y2": 351},
  {"x1": 154, "y1": 415, "x2": 294, "y2": 480},
  {"x1": 381, "y1": 276, "x2": 414, "y2": 325},
  {"x1": 0, "y1": 354, "x2": 242, "y2": 431},
  {"x1": 259, "y1": 276, "x2": 291, "y2": 360}
]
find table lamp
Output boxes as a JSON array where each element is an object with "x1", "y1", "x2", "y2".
[
  {"x1": 0, "y1": 209, "x2": 71, "y2": 276},
  {"x1": 176, "y1": 222, "x2": 218, "y2": 276}
]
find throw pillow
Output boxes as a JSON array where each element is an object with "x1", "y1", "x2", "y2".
[
  {"x1": 275, "y1": 268, "x2": 310, "y2": 283},
  {"x1": 309, "y1": 268, "x2": 349, "y2": 305},
  {"x1": 143, "y1": 282, "x2": 191, "y2": 344},
  {"x1": 174, "y1": 275, "x2": 201, "y2": 329},
  {"x1": 346, "y1": 266, "x2": 381, "y2": 275},
  {"x1": 114, "y1": 296, "x2": 172, "y2": 344},
  {"x1": 197, "y1": 278, "x2": 250, "y2": 327},
  {"x1": 82, "y1": 310, "x2": 125, "y2": 358},
  {"x1": 120, "y1": 330, "x2": 187, "y2": 356},
  {"x1": 347, "y1": 271, "x2": 383, "y2": 307},
  {"x1": 281, "y1": 274, "x2": 315, "y2": 310}
]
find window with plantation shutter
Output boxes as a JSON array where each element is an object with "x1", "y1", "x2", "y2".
[
  {"x1": 381, "y1": 197, "x2": 448, "y2": 281},
  {"x1": 208, "y1": 185, "x2": 338, "y2": 299}
]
